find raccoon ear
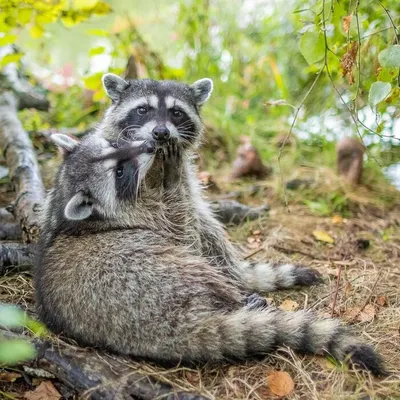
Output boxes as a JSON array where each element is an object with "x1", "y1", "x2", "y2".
[
  {"x1": 51, "y1": 134, "x2": 80, "y2": 155},
  {"x1": 102, "y1": 73, "x2": 129, "y2": 101},
  {"x1": 191, "y1": 78, "x2": 213, "y2": 105},
  {"x1": 65, "y1": 191, "x2": 93, "y2": 221}
]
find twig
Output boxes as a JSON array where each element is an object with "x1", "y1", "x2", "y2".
[
  {"x1": 271, "y1": 244, "x2": 321, "y2": 259},
  {"x1": 0, "y1": 329, "x2": 209, "y2": 400},
  {"x1": 244, "y1": 247, "x2": 264, "y2": 260},
  {"x1": 331, "y1": 264, "x2": 342, "y2": 317}
]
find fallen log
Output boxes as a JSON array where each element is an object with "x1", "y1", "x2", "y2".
[
  {"x1": 0, "y1": 243, "x2": 33, "y2": 272},
  {"x1": 0, "y1": 92, "x2": 45, "y2": 243},
  {"x1": 0, "y1": 222, "x2": 21, "y2": 240},
  {"x1": 0, "y1": 330, "x2": 209, "y2": 400},
  {"x1": 211, "y1": 199, "x2": 269, "y2": 225}
]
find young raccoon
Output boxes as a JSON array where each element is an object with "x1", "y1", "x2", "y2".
[
  {"x1": 35, "y1": 133, "x2": 385, "y2": 376},
  {"x1": 97, "y1": 74, "x2": 325, "y2": 291}
]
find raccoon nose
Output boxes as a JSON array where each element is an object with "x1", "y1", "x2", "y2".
[{"x1": 152, "y1": 125, "x2": 170, "y2": 142}]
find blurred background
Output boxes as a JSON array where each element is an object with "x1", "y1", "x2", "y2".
[{"x1": 1, "y1": 0, "x2": 399, "y2": 209}]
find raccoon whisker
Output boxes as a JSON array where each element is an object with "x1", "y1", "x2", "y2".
[{"x1": 176, "y1": 121, "x2": 194, "y2": 129}]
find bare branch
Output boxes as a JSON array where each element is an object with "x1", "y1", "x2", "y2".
[{"x1": 0, "y1": 92, "x2": 46, "y2": 243}]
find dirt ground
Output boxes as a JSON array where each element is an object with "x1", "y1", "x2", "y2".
[{"x1": 0, "y1": 169, "x2": 400, "y2": 399}]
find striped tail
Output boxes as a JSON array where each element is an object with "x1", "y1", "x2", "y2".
[
  {"x1": 183, "y1": 308, "x2": 385, "y2": 376},
  {"x1": 235, "y1": 261, "x2": 323, "y2": 291}
]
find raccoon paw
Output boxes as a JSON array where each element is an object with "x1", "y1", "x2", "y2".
[
  {"x1": 244, "y1": 293, "x2": 272, "y2": 310},
  {"x1": 163, "y1": 137, "x2": 181, "y2": 162}
]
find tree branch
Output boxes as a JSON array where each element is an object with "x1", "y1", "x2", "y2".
[
  {"x1": 0, "y1": 92, "x2": 46, "y2": 243},
  {"x1": 0, "y1": 329, "x2": 209, "y2": 400}
]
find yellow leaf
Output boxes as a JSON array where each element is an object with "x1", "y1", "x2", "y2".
[
  {"x1": 312, "y1": 230, "x2": 334, "y2": 244},
  {"x1": 1, "y1": 53, "x2": 23, "y2": 67},
  {"x1": 82, "y1": 73, "x2": 103, "y2": 90},
  {"x1": 92, "y1": 89, "x2": 106, "y2": 102},
  {"x1": 87, "y1": 28, "x2": 109, "y2": 36},
  {"x1": 89, "y1": 46, "x2": 105, "y2": 56},
  {"x1": 73, "y1": 0, "x2": 98, "y2": 9},
  {"x1": 92, "y1": 1, "x2": 112, "y2": 15},
  {"x1": 0, "y1": 34, "x2": 17, "y2": 46},
  {"x1": 267, "y1": 370, "x2": 294, "y2": 397},
  {"x1": 18, "y1": 9, "x2": 33, "y2": 25},
  {"x1": 279, "y1": 299, "x2": 299, "y2": 311},
  {"x1": 331, "y1": 215, "x2": 343, "y2": 224},
  {"x1": 29, "y1": 24, "x2": 44, "y2": 38}
]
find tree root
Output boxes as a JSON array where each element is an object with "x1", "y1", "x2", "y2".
[{"x1": 0, "y1": 329, "x2": 209, "y2": 400}]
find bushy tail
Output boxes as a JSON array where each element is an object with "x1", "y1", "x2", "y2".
[
  {"x1": 235, "y1": 261, "x2": 323, "y2": 291},
  {"x1": 184, "y1": 308, "x2": 385, "y2": 376}
]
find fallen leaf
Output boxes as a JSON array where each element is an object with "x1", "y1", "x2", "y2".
[
  {"x1": 24, "y1": 381, "x2": 61, "y2": 400},
  {"x1": 267, "y1": 370, "x2": 294, "y2": 397},
  {"x1": 343, "y1": 281, "x2": 352, "y2": 298},
  {"x1": 252, "y1": 229, "x2": 261, "y2": 235},
  {"x1": 0, "y1": 371, "x2": 21, "y2": 382},
  {"x1": 247, "y1": 237, "x2": 256, "y2": 244},
  {"x1": 313, "y1": 230, "x2": 334, "y2": 244},
  {"x1": 344, "y1": 304, "x2": 376, "y2": 323},
  {"x1": 279, "y1": 299, "x2": 299, "y2": 311},
  {"x1": 331, "y1": 215, "x2": 343, "y2": 224},
  {"x1": 343, "y1": 14, "x2": 353, "y2": 33},
  {"x1": 376, "y1": 295, "x2": 387, "y2": 307}
]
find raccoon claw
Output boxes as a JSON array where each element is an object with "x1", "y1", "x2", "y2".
[{"x1": 244, "y1": 293, "x2": 272, "y2": 310}]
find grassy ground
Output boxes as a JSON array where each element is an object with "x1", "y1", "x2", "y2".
[{"x1": 0, "y1": 159, "x2": 399, "y2": 399}]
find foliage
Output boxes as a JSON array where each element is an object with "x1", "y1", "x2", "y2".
[{"x1": 0, "y1": 304, "x2": 47, "y2": 366}]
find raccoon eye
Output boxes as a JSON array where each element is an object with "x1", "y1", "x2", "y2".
[
  {"x1": 137, "y1": 106, "x2": 148, "y2": 115},
  {"x1": 116, "y1": 166, "x2": 124, "y2": 178},
  {"x1": 172, "y1": 109, "x2": 183, "y2": 118}
]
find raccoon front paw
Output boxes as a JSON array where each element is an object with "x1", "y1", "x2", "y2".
[
  {"x1": 244, "y1": 293, "x2": 272, "y2": 310},
  {"x1": 162, "y1": 137, "x2": 181, "y2": 163},
  {"x1": 162, "y1": 138, "x2": 182, "y2": 190}
]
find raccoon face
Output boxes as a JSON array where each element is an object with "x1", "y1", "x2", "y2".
[
  {"x1": 50, "y1": 134, "x2": 155, "y2": 221},
  {"x1": 99, "y1": 74, "x2": 213, "y2": 149}
]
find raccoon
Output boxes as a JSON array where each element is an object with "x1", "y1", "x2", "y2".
[
  {"x1": 35, "y1": 132, "x2": 385, "y2": 376},
  {"x1": 97, "y1": 74, "x2": 325, "y2": 291}
]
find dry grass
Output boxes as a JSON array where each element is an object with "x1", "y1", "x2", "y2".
[{"x1": 1, "y1": 172, "x2": 400, "y2": 399}]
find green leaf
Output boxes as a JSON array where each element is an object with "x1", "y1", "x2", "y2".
[
  {"x1": 0, "y1": 305, "x2": 25, "y2": 328},
  {"x1": 0, "y1": 340, "x2": 36, "y2": 365},
  {"x1": 368, "y1": 81, "x2": 391, "y2": 107},
  {"x1": 89, "y1": 46, "x2": 106, "y2": 56},
  {"x1": 377, "y1": 67, "x2": 398, "y2": 82},
  {"x1": 300, "y1": 32, "x2": 325, "y2": 65},
  {"x1": 0, "y1": 53, "x2": 23, "y2": 67},
  {"x1": 378, "y1": 45, "x2": 400, "y2": 69},
  {"x1": 0, "y1": 34, "x2": 17, "y2": 46}
]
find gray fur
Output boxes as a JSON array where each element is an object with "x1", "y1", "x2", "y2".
[{"x1": 34, "y1": 78, "x2": 386, "y2": 376}]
